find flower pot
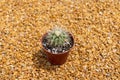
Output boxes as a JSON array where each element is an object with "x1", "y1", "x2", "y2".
[{"x1": 41, "y1": 33, "x2": 74, "y2": 65}]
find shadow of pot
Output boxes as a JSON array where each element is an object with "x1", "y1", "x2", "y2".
[{"x1": 41, "y1": 33, "x2": 74, "y2": 65}]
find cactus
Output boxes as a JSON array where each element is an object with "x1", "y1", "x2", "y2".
[{"x1": 44, "y1": 27, "x2": 71, "y2": 53}]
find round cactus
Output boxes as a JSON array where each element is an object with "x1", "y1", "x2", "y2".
[{"x1": 45, "y1": 27, "x2": 71, "y2": 48}]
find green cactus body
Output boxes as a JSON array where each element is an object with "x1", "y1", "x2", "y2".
[{"x1": 45, "y1": 27, "x2": 71, "y2": 52}]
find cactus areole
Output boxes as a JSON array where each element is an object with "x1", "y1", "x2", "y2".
[{"x1": 41, "y1": 27, "x2": 74, "y2": 65}]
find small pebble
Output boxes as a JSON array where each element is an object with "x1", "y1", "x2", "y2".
[
  {"x1": 0, "y1": 42, "x2": 2, "y2": 46},
  {"x1": 108, "y1": 39, "x2": 112, "y2": 44}
]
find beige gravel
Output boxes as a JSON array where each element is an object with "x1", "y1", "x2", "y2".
[{"x1": 0, "y1": 0, "x2": 120, "y2": 80}]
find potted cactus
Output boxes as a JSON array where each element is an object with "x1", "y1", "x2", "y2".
[{"x1": 41, "y1": 27, "x2": 74, "y2": 65}]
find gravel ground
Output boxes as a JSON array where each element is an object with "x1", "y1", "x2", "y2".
[{"x1": 0, "y1": 0, "x2": 120, "y2": 80}]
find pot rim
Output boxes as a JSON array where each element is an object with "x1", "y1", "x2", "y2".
[{"x1": 41, "y1": 32, "x2": 74, "y2": 55}]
